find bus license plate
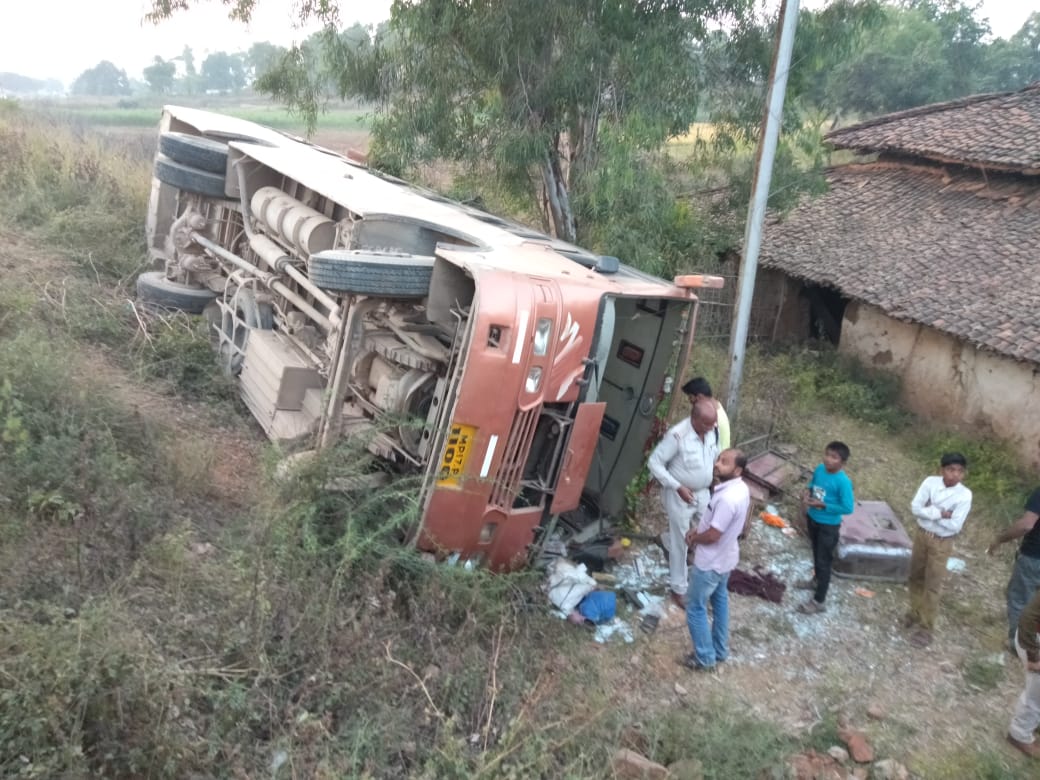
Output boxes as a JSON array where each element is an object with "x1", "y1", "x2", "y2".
[{"x1": 437, "y1": 423, "x2": 476, "y2": 488}]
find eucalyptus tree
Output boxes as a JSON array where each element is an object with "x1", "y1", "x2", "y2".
[{"x1": 149, "y1": 0, "x2": 751, "y2": 242}]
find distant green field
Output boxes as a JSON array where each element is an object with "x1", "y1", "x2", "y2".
[{"x1": 29, "y1": 102, "x2": 370, "y2": 133}]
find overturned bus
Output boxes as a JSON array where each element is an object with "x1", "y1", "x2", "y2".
[{"x1": 140, "y1": 106, "x2": 720, "y2": 571}]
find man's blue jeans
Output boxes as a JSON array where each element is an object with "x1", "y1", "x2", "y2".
[
  {"x1": 686, "y1": 566, "x2": 730, "y2": 667},
  {"x1": 1007, "y1": 552, "x2": 1040, "y2": 642}
]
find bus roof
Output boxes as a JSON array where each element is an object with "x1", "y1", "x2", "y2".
[{"x1": 164, "y1": 105, "x2": 691, "y2": 298}]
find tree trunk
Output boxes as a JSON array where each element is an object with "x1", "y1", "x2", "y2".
[{"x1": 541, "y1": 150, "x2": 576, "y2": 243}]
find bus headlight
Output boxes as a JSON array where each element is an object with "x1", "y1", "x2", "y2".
[
  {"x1": 532, "y1": 318, "x2": 553, "y2": 356},
  {"x1": 525, "y1": 366, "x2": 543, "y2": 393}
]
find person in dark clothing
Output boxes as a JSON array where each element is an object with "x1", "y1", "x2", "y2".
[
  {"x1": 1005, "y1": 587, "x2": 1040, "y2": 759},
  {"x1": 796, "y1": 441, "x2": 855, "y2": 615},
  {"x1": 987, "y1": 488, "x2": 1040, "y2": 648}
]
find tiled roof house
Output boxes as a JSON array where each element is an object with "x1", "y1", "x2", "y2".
[{"x1": 756, "y1": 83, "x2": 1040, "y2": 464}]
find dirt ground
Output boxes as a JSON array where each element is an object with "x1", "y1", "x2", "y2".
[
  {"x1": 589, "y1": 443, "x2": 1034, "y2": 776},
  {"x1": 0, "y1": 226, "x2": 265, "y2": 510}
]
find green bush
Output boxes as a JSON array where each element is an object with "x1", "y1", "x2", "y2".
[
  {"x1": 575, "y1": 125, "x2": 731, "y2": 279},
  {"x1": 132, "y1": 312, "x2": 235, "y2": 402},
  {"x1": 766, "y1": 346, "x2": 910, "y2": 431},
  {"x1": 915, "y1": 430, "x2": 1029, "y2": 513},
  {"x1": 0, "y1": 604, "x2": 200, "y2": 778}
]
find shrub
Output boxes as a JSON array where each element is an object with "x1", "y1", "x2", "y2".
[
  {"x1": 131, "y1": 310, "x2": 235, "y2": 402},
  {"x1": 915, "y1": 430, "x2": 1029, "y2": 513},
  {"x1": 762, "y1": 346, "x2": 910, "y2": 431},
  {"x1": 0, "y1": 603, "x2": 201, "y2": 778},
  {"x1": 643, "y1": 697, "x2": 794, "y2": 778}
]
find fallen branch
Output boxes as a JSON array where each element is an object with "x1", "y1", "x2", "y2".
[
  {"x1": 40, "y1": 277, "x2": 70, "y2": 325},
  {"x1": 482, "y1": 622, "x2": 504, "y2": 751},
  {"x1": 127, "y1": 299, "x2": 154, "y2": 345},
  {"x1": 85, "y1": 252, "x2": 102, "y2": 287},
  {"x1": 188, "y1": 666, "x2": 258, "y2": 681},
  {"x1": 384, "y1": 640, "x2": 445, "y2": 721}
]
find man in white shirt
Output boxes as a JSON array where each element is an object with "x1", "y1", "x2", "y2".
[
  {"x1": 647, "y1": 399, "x2": 720, "y2": 607},
  {"x1": 904, "y1": 452, "x2": 972, "y2": 647},
  {"x1": 682, "y1": 448, "x2": 750, "y2": 671}
]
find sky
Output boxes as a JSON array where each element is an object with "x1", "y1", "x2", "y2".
[
  {"x1": 1, "y1": 0, "x2": 393, "y2": 86},
  {"x1": 1, "y1": 0, "x2": 1038, "y2": 87}
]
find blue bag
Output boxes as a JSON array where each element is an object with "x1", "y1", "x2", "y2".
[{"x1": 578, "y1": 590, "x2": 617, "y2": 624}]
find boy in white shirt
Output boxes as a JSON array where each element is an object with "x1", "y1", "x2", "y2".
[{"x1": 904, "y1": 452, "x2": 972, "y2": 647}]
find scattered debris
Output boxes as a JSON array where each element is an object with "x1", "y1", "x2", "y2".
[
  {"x1": 613, "y1": 547, "x2": 671, "y2": 591},
  {"x1": 546, "y1": 559, "x2": 597, "y2": 613},
  {"x1": 594, "y1": 618, "x2": 635, "y2": 644},
  {"x1": 866, "y1": 704, "x2": 886, "y2": 721},
  {"x1": 674, "y1": 682, "x2": 689, "y2": 696},
  {"x1": 854, "y1": 587, "x2": 876, "y2": 598},
  {"x1": 612, "y1": 748, "x2": 670, "y2": 779},
  {"x1": 579, "y1": 590, "x2": 618, "y2": 623},
  {"x1": 946, "y1": 557, "x2": 966, "y2": 573},
  {"x1": 827, "y1": 745, "x2": 849, "y2": 763},
  {"x1": 728, "y1": 566, "x2": 787, "y2": 603},
  {"x1": 640, "y1": 612, "x2": 661, "y2": 635},
  {"x1": 838, "y1": 727, "x2": 875, "y2": 763}
]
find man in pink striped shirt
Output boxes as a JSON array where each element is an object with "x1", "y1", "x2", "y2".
[{"x1": 682, "y1": 448, "x2": 750, "y2": 672}]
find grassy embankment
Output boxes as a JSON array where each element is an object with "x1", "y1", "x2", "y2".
[
  {"x1": 0, "y1": 100, "x2": 796, "y2": 779},
  {"x1": 0, "y1": 100, "x2": 1034, "y2": 778}
]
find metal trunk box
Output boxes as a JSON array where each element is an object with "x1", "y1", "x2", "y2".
[{"x1": 833, "y1": 500, "x2": 912, "y2": 583}]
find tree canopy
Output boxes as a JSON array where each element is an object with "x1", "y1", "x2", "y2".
[
  {"x1": 143, "y1": 56, "x2": 177, "y2": 94},
  {"x1": 71, "y1": 61, "x2": 131, "y2": 96},
  {"x1": 144, "y1": 0, "x2": 1040, "y2": 273},
  {"x1": 200, "y1": 51, "x2": 247, "y2": 93},
  {"x1": 152, "y1": 0, "x2": 753, "y2": 243}
]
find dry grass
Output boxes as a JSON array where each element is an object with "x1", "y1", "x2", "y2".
[{"x1": 2, "y1": 106, "x2": 1036, "y2": 779}]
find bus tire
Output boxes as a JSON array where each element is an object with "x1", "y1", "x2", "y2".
[
  {"x1": 307, "y1": 251, "x2": 434, "y2": 298},
  {"x1": 136, "y1": 271, "x2": 218, "y2": 314},
  {"x1": 158, "y1": 132, "x2": 229, "y2": 174},
  {"x1": 154, "y1": 155, "x2": 227, "y2": 199}
]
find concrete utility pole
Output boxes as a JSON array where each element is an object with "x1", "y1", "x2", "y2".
[{"x1": 725, "y1": 0, "x2": 800, "y2": 423}]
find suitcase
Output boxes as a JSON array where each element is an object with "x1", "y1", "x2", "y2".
[{"x1": 832, "y1": 500, "x2": 913, "y2": 583}]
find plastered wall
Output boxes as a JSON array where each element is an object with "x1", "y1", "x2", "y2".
[{"x1": 840, "y1": 301, "x2": 1040, "y2": 467}]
